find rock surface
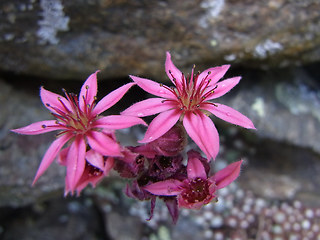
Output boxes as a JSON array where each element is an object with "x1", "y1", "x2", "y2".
[
  {"x1": 217, "y1": 64, "x2": 320, "y2": 155},
  {"x1": 0, "y1": 0, "x2": 319, "y2": 80},
  {"x1": 0, "y1": 78, "x2": 65, "y2": 207}
]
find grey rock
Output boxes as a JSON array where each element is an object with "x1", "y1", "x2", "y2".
[
  {"x1": 0, "y1": 0, "x2": 319, "y2": 80},
  {"x1": 1, "y1": 197, "x2": 104, "y2": 240},
  {"x1": 217, "y1": 65, "x2": 320, "y2": 155},
  {"x1": 0, "y1": 79, "x2": 65, "y2": 207}
]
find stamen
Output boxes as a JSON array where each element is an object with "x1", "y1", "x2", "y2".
[
  {"x1": 42, "y1": 125, "x2": 46, "y2": 128},
  {"x1": 201, "y1": 85, "x2": 218, "y2": 100}
]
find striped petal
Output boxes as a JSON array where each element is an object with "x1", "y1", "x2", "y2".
[
  {"x1": 121, "y1": 98, "x2": 176, "y2": 117},
  {"x1": 165, "y1": 52, "x2": 184, "y2": 88},
  {"x1": 87, "y1": 131, "x2": 122, "y2": 157},
  {"x1": 202, "y1": 103, "x2": 256, "y2": 129},
  {"x1": 11, "y1": 120, "x2": 63, "y2": 135},
  {"x1": 205, "y1": 77, "x2": 241, "y2": 100},
  {"x1": 40, "y1": 87, "x2": 71, "y2": 113},
  {"x1": 144, "y1": 179, "x2": 183, "y2": 196},
  {"x1": 66, "y1": 136, "x2": 86, "y2": 192},
  {"x1": 139, "y1": 109, "x2": 181, "y2": 143},
  {"x1": 93, "y1": 115, "x2": 147, "y2": 129},
  {"x1": 79, "y1": 71, "x2": 99, "y2": 111},
  {"x1": 187, "y1": 155, "x2": 207, "y2": 179},
  {"x1": 86, "y1": 149, "x2": 104, "y2": 170},
  {"x1": 197, "y1": 65, "x2": 230, "y2": 89},
  {"x1": 183, "y1": 111, "x2": 219, "y2": 161},
  {"x1": 130, "y1": 75, "x2": 175, "y2": 99},
  {"x1": 214, "y1": 160, "x2": 243, "y2": 189},
  {"x1": 32, "y1": 133, "x2": 73, "y2": 184}
]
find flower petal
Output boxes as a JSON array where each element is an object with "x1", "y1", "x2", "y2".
[
  {"x1": 11, "y1": 120, "x2": 63, "y2": 135},
  {"x1": 144, "y1": 179, "x2": 183, "y2": 196},
  {"x1": 40, "y1": 87, "x2": 71, "y2": 113},
  {"x1": 92, "y1": 82, "x2": 135, "y2": 115},
  {"x1": 32, "y1": 133, "x2": 72, "y2": 184},
  {"x1": 104, "y1": 157, "x2": 115, "y2": 175},
  {"x1": 205, "y1": 77, "x2": 241, "y2": 100},
  {"x1": 165, "y1": 52, "x2": 183, "y2": 88},
  {"x1": 130, "y1": 75, "x2": 175, "y2": 99},
  {"x1": 121, "y1": 98, "x2": 176, "y2": 117},
  {"x1": 87, "y1": 131, "x2": 122, "y2": 156},
  {"x1": 79, "y1": 71, "x2": 99, "y2": 111},
  {"x1": 139, "y1": 109, "x2": 181, "y2": 143},
  {"x1": 93, "y1": 115, "x2": 147, "y2": 129},
  {"x1": 183, "y1": 111, "x2": 219, "y2": 161},
  {"x1": 214, "y1": 160, "x2": 243, "y2": 189},
  {"x1": 197, "y1": 65, "x2": 230, "y2": 88},
  {"x1": 202, "y1": 103, "x2": 256, "y2": 129},
  {"x1": 164, "y1": 197, "x2": 179, "y2": 224},
  {"x1": 86, "y1": 149, "x2": 104, "y2": 170},
  {"x1": 187, "y1": 154, "x2": 207, "y2": 179},
  {"x1": 66, "y1": 136, "x2": 86, "y2": 192}
]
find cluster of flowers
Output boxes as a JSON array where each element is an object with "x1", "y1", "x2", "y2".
[{"x1": 12, "y1": 52, "x2": 255, "y2": 223}]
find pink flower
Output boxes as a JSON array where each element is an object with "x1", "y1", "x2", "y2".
[
  {"x1": 143, "y1": 150, "x2": 243, "y2": 209},
  {"x1": 59, "y1": 148, "x2": 115, "y2": 196},
  {"x1": 122, "y1": 52, "x2": 255, "y2": 160},
  {"x1": 12, "y1": 71, "x2": 146, "y2": 193}
]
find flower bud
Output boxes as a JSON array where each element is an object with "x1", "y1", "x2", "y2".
[{"x1": 149, "y1": 123, "x2": 187, "y2": 156}]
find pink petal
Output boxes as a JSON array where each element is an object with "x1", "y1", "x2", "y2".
[
  {"x1": 93, "y1": 115, "x2": 147, "y2": 129},
  {"x1": 32, "y1": 133, "x2": 72, "y2": 184},
  {"x1": 214, "y1": 160, "x2": 243, "y2": 189},
  {"x1": 183, "y1": 111, "x2": 219, "y2": 161},
  {"x1": 165, "y1": 52, "x2": 183, "y2": 88},
  {"x1": 121, "y1": 98, "x2": 176, "y2": 117},
  {"x1": 86, "y1": 149, "x2": 104, "y2": 170},
  {"x1": 11, "y1": 120, "x2": 63, "y2": 135},
  {"x1": 66, "y1": 136, "x2": 86, "y2": 192},
  {"x1": 57, "y1": 146, "x2": 69, "y2": 166},
  {"x1": 92, "y1": 82, "x2": 135, "y2": 116},
  {"x1": 104, "y1": 157, "x2": 115, "y2": 175},
  {"x1": 197, "y1": 65, "x2": 230, "y2": 88},
  {"x1": 187, "y1": 155, "x2": 207, "y2": 179},
  {"x1": 139, "y1": 109, "x2": 181, "y2": 143},
  {"x1": 40, "y1": 87, "x2": 71, "y2": 113},
  {"x1": 79, "y1": 71, "x2": 99, "y2": 111},
  {"x1": 130, "y1": 75, "x2": 175, "y2": 99},
  {"x1": 205, "y1": 77, "x2": 241, "y2": 100},
  {"x1": 202, "y1": 103, "x2": 256, "y2": 129},
  {"x1": 144, "y1": 179, "x2": 183, "y2": 196},
  {"x1": 87, "y1": 131, "x2": 122, "y2": 156}
]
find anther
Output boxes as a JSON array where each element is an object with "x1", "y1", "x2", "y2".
[
  {"x1": 207, "y1": 71, "x2": 211, "y2": 75},
  {"x1": 85, "y1": 85, "x2": 89, "y2": 89},
  {"x1": 46, "y1": 103, "x2": 50, "y2": 107},
  {"x1": 41, "y1": 125, "x2": 46, "y2": 128},
  {"x1": 160, "y1": 83, "x2": 163, "y2": 87}
]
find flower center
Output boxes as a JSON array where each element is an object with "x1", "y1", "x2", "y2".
[
  {"x1": 162, "y1": 68, "x2": 218, "y2": 112},
  {"x1": 86, "y1": 162, "x2": 103, "y2": 177},
  {"x1": 47, "y1": 86, "x2": 96, "y2": 134},
  {"x1": 181, "y1": 177, "x2": 211, "y2": 203}
]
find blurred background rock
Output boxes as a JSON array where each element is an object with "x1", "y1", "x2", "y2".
[{"x1": 1, "y1": 0, "x2": 320, "y2": 239}]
